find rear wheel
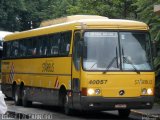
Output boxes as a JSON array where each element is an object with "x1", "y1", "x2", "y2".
[
  {"x1": 14, "y1": 87, "x2": 22, "y2": 106},
  {"x1": 12, "y1": 84, "x2": 16, "y2": 100},
  {"x1": 22, "y1": 88, "x2": 32, "y2": 107},
  {"x1": 118, "y1": 109, "x2": 130, "y2": 118}
]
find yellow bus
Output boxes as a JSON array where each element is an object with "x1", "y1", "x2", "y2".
[{"x1": 1, "y1": 15, "x2": 155, "y2": 117}]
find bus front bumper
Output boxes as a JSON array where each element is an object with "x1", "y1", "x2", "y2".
[{"x1": 80, "y1": 96, "x2": 154, "y2": 111}]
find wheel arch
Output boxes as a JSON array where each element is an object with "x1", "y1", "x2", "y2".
[
  {"x1": 59, "y1": 85, "x2": 67, "y2": 107},
  {"x1": 19, "y1": 81, "x2": 24, "y2": 90},
  {"x1": 59, "y1": 84, "x2": 67, "y2": 92}
]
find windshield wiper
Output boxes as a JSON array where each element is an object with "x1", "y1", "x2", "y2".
[
  {"x1": 122, "y1": 47, "x2": 140, "y2": 74},
  {"x1": 90, "y1": 47, "x2": 119, "y2": 71},
  {"x1": 103, "y1": 47, "x2": 118, "y2": 73},
  {"x1": 105, "y1": 57, "x2": 117, "y2": 70},
  {"x1": 123, "y1": 56, "x2": 140, "y2": 74},
  {"x1": 90, "y1": 62, "x2": 97, "y2": 70}
]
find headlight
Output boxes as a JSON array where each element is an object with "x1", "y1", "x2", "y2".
[
  {"x1": 87, "y1": 89, "x2": 94, "y2": 95},
  {"x1": 87, "y1": 88, "x2": 101, "y2": 95},
  {"x1": 147, "y1": 88, "x2": 152, "y2": 95},
  {"x1": 141, "y1": 88, "x2": 153, "y2": 95}
]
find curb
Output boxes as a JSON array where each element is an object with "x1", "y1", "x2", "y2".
[{"x1": 131, "y1": 110, "x2": 160, "y2": 120}]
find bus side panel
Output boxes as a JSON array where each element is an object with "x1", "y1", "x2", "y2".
[{"x1": 1, "y1": 57, "x2": 72, "y2": 105}]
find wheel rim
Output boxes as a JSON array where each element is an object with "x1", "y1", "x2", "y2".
[
  {"x1": 15, "y1": 91, "x2": 18, "y2": 102},
  {"x1": 22, "y1": 89, "x2": 26, "y2": 99},
  {"x1": 65, "y1": 95, "x2": 69, "y2": 107},
  {"x1": 64, "y1": 94, "x2": 70, "y2": 114}
]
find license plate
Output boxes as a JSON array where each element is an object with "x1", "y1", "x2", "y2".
[{"x1": 115, "y1": 104, "x2": 127, "y2": 108}]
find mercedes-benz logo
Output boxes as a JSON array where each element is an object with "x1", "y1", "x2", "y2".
[{"x1": 119, "y1": 90, "x2": 125, "y2": 96}]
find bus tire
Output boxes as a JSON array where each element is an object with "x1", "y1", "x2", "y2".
[
  {"x1": 22, "y1": 88, "x2": 32, "y2": 107},
  {"x1": 14, "y1": 86, "x2": 22, "y2": 106},
  {"x1": 64, "y1": 94, "x2": 73, "y2": 115},
  {"x1": 59, "y1": 86, "x2": 66, "y2": 107},
  {"x1": 118, "y1": 109, "x2": 130, "y2": 118},
  {"x1": 12, "y1": 83, "x2": 16, "y2": 100}
]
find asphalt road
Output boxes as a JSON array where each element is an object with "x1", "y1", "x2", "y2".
[{"x1": 0, "y1": 100, "x2": 149, "y2": 120}]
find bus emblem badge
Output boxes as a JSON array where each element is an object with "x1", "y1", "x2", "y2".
[{"x1": 119, "y1": 90, "x2": 125, "y2": 96}]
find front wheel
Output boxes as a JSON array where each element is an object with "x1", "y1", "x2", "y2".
[
  {"x1": 64, "y1": 94, "x2": 73, "y2": 115},
  {"x1": 22, "y1": 88, "x2": 32, "y2": 107},
  {"x1": 118, "y1": 109, "x2": 130, "y2": 118}
]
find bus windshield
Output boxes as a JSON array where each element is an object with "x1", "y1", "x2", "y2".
[{"x1": 83, "y1": 31, "x2": 153, "y2": 71}]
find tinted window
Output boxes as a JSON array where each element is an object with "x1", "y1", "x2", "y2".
[{"x1": 3, "y1": 31, "x2": 72, "y2": 59}]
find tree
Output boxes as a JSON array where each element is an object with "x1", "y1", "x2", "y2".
[
  {"x1": 0, "y1": 0, "x2": 137, "y2": 31},
  {"x1": 0, "y1": 0, "x2": 53, "y2": 31},
  {"x1": 0, "y1": 0, "x2": 26, "y2": 31},
  {"x1": 134, "y1": 0, "x2": 160, "y2": 41},
  {"x1": 67, "y1": 0, "x2": 137, "y2": 19}
]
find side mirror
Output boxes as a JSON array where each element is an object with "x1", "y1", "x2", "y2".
[{"x1": 80, "y1": 22, "x2": 87, "y2": 39}]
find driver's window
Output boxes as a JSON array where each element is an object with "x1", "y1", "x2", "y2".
[{"x1": 73, "y1": 32, "x2": 81, "y2": 70}]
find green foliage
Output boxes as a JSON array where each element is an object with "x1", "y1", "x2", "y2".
[
  {"x1": 0, "y1": 0, "x2": 55, "y2": 31},
  {"x1": 0, "y1": 0, "x2": 137, "y2": 31},
  {"x1": 0, "y1": 0, "x2": 26, "y2": 31},
  {"x1": 134, "y1": 0, "x2": 160, "y2": 41},
  {"x1": 67, "y1": 0, "x2": 137, "y2": 19}
]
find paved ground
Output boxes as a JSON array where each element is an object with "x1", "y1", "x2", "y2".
[
  {"x1": 132, "y1": 103, "x2": 160, "y2": 119},
  {"x1": 0, "y1": 100, "x2": 159, "y2": 120}
]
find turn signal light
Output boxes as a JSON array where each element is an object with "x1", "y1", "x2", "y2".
[{"x1": 81, "y1": 88, "x2": 87, "y2": 96}]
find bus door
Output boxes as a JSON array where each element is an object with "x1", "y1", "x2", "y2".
[{"x1": 72, "y1": 32, "x2": 82, "y2": 108}]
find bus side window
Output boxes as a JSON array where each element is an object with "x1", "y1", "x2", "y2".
[
  {"x1": 39, "y1": 46, "x2": 42, "y2": 56},
  {"x1": 50, "y1": 33, "x2": 60, "y2": 56},
  {"x1": 32, "y1": 37, "x2": 38, "y2": 57},
  {"x1": 46, "y1": 36, "x2": 51, "y2": 56},
  {"x1": 27, "y1": 38, "x2": 33, "y2": 57},
  {"x1": 41, "y1": 36, "x2": 48, "y2": 56},
  {"x1": 32, "y1": 48, "x2": 37, "y2": 56},
  {"x1": 12, "y1": 41, "x2": 19, "y2": 58},
  {"x1": 37, "y1": 36, "x2": 42, "y2": 56},
  {"x1": 2, "y1": 42, "x2": 7, "y2": 58},
  {"x1": 19, "y1": 39, "x2": 27, "y2": 57},
  {"x1": 59, "y1": 33, "x2": 65, "y2": 55},
  {"x1": 51, "y1": 46, "x2": 59, "y2": 55},
  {"x1": 6, "y1": 42, "x2": 11, "y2": 58},
  {"x1": 44, "y1": 46, "x2": 47, "y2": 55},
  {"x1": 59, "y1": 31, "x2": 71, "y2": 56}
]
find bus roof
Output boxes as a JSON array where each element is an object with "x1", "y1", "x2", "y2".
[
  {"x1": 4, "y1": 15, "x2": 149, "y2": 41},
  {"x1": 40, "y1": 15, "x2": 109, "y2": 27}
]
